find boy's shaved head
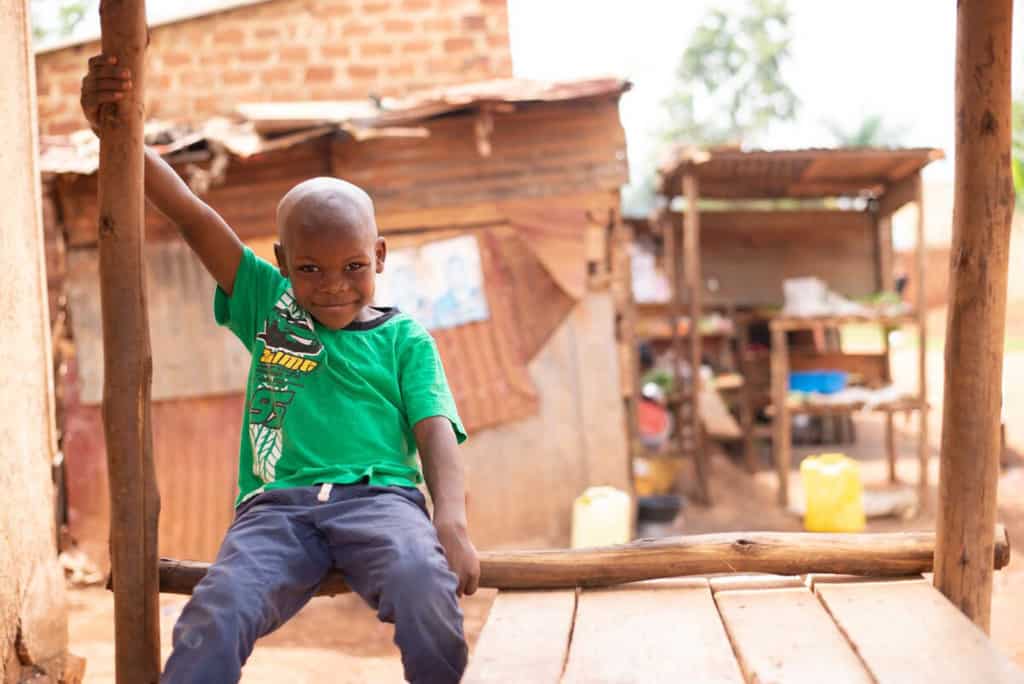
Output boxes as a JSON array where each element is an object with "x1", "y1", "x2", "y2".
[
  {"x1": 276, "y1": 176, "x2": 377, "y2": 245},
  {"x1": 273, "y1": 177, "x2": 387, "y2": 330}
]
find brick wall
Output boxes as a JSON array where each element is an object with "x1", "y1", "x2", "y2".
[{"x1": 35, "y1": 0, "x2": 512, "y2": 135}]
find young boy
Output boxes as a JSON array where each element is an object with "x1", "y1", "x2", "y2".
[{"x1": 81, "y1": 55, "x2": 480, "y2": 684}]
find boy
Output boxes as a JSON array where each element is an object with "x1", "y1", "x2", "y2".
[{"x1": 81, "y1": 55, "x2": 480, "y2": 684}]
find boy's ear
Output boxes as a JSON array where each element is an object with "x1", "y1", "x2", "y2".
[
  {"x1": 375, "y1": 237, "x2": 387, "y2": 274},
  {"x1": 273, "y1": 242, "x2": 288, "y2": 276}
]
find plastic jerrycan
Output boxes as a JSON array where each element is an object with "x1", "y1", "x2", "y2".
[
  {"x1": 571, "y1": 486, "x2": 632, "y2": 548},
  {"x1": 800, "y1": 454, "x2": 866, "y2": 532}
]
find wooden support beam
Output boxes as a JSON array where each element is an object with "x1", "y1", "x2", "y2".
[
  {"x1": 915, "y1": 175, "x2": 930, "y2": 506},
  {"x1": 877, "y1": 173, "x2": 919, "y2": 218},
  {"x1": 935, "y1": 0, "x2": 1015, "y2": 634},
  {"x1": 97, "y1": 1, "x2": 160, "y2": 682},
  {"x1": 158, "y1": 527, "x2": 1010, "y2": 595},
  {"x1": 684, "y1": 174, "x2": 710, "y2": 505},
  {"x1": 771, "y1": 325, "x2": 791, "y2": 507}
]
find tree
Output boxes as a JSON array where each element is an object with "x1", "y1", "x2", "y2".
[
  {"x1": 825, "y1": 114, "x2": 908, "y2": 148},
  {"x1": 662, "y1": 0, "x2": 799, "y2": 146},
  {"x1": 31, "y1": 0, "x2": 90, "y2": 42},
  {"x1": 1012, "y1": 98, "x2": 1024, "y2": 208}
]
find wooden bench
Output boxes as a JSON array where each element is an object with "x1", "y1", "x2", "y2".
[{"x1": 464, "y1": 575, "x2": 1024, "y2": 683}]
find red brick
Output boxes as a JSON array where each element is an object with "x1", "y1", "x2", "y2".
[
  {"x1": 322, "y1": 44, "x2": 352, "y2": 59},
  {"x1": 423, "y1": 17, "x2": 456, "y2": 32},
  {"x1": 343, "y1": 21, "x2": 375, "y2": 36},
  {"x1": 253, "y1": 26, "x2": 282, "y2": 40},
  {"x1": 152, "y1": 74, "x2": 174, "y2": 90},
  {"x1": 362, "y1": 0, "x2": 392, "y2": 13},
  {"x1": 59, "y1": 77, "x2": 83, "y2": 97},
  {"x1": 348, "y1": 64, "x2": 379, "y2": 79},
  {"x1": 162, "y1": 51, "x2": 194, "y2": 67},
  {"x1": 383, "y1": 18, "x2": 416, "y2": 33},
  {"x1": 279, "y1": 46, "x2": 311, "y2": 62},
  {"x1": 359, "y1": 42, "x2": 395, "y2": 58},
  {"x1": 238, "y1": 48, "x2": 273, "y2": 64},
  {"x1": 401, "y1": 39, "x2": 433, "y2": 55},
  {"x1": 462, "y1": 13, "x2": 486, "y2": 30},
  {"x1": 262, "y1": 66, "x2": 294, "y2": 83},
  {"x1": 213, "y1": 28, "x2": 246, "y2": 45},
  {"x1": 386, "y1": 63, "x2": 416, "y2": 79},
  {"x1": 401, "y1": 0, "x2": 433, "y2": 9},
  {"x1": 180, "y1": 70, "x2": 216, "y2": 88},
  {"x1": 223, "y1": 70, "x2": 254, "y2": 86},
  {"x1": 443, "y1": 37, "x2": 475, "y2": 53},
  {"x1": 305, "y1": 65, "x2": 335, "y2": 83}
]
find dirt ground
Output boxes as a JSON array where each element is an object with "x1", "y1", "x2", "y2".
[{"x1": 66, "y1": 346, "x2": 1024, "y2": 681}]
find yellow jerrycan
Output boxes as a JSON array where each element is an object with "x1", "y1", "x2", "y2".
[
  {"x1": 800, "y1": 453, "x2": 866, "y2": 532},
  {"x1": 571, "y1": 486, "x2": 632, "y2": 548}
]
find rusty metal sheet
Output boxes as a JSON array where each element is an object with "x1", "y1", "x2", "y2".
[{"x1": 658, "y1": 147, "x2": 945, "y2": 199}]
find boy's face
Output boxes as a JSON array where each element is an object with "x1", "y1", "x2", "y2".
[{"x1": 274, "y1": 183, "x2": 386, "y2": 331}]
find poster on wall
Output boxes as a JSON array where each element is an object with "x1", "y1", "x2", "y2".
[{"x1": 375, "y1": 234, "x2": 490, "y2": 330}]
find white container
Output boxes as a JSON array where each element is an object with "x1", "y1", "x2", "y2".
[{"x1": 570, "y1": 486, "x2": 632, "y2": 549}]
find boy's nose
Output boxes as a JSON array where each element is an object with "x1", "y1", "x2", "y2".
[{"x1": 321, "y1": 271, "x2": 349, "y2": 293}]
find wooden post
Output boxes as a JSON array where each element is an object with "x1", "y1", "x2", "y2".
[
  {"x1": 683, "y1": 175, "x2": 710, "y2": 504},
  {"x1": 935, "y1": 0, "x2": 1015, "y2": 633},
  {"x1": 914, "y1": 174, "x2": 930, "y2": 506},
  {"x1": 770, "y1": 323, "x2": 790, "y2": 507},
  {"x1": 98, "y1": 1, "x2": 161, "y2": 681}
]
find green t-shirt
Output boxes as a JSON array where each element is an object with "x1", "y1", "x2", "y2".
[{"x1": 215, "y1": 247, "x2": 466, "y2": 506}]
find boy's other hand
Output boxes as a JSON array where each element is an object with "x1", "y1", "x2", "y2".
[
  {"x1": 80, "y1": 54, "x2": 133, "y2": 133},
  {"x1": 435, "y1": 517, "x2": 480, "y2": 597}
]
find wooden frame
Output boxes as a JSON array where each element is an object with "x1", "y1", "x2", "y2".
[{"x1": 95, "y1": 2, "x2": 1012, "y2": 679}]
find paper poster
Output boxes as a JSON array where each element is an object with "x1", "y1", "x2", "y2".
[{"x1": 375, "y1": 234, "x2": 489, "y2": 330}]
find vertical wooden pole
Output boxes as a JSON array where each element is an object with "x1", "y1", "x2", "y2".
[
  {"x1": 684, "y1": 175, "x2": 710, "y2": 505},
  {"x1": 737, "y1": 316, "x2": 758, "y2": 473},
  {"x1": 935, "y1": 0, "x2": 1014, "y2": 633},
  {"x1": 914, "y1": 174, "x2": 930, "y2": 506},
  {"x1": 770, "y1": 323, "x2": 790, "y2": 507},
  {"x1": 98, "y1": 1, "x2": 161, "y2": 681}
]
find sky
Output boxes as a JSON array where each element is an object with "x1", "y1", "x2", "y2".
[{"x1": 508, "y1": 0, "x2": 1024, "y2": 201}]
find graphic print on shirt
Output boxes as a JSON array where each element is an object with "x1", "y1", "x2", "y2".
[{"x1": 249, "y1": 289, "x2": 323, "y2": 483}]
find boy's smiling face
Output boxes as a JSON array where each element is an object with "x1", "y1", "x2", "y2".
[{"x1": 274, "y1": 178, "x2": 386, "y2": 330}]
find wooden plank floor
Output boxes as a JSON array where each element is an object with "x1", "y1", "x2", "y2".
[{"x1": 465, "y1": 576, "x2": 1024, "y2": 684}]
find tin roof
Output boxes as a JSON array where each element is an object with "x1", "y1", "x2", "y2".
[
  {"x1": 39, "y1": 76, "x2": 630, "y2": 175},
  {"x1": 658, "y1": 146, "x2": 945, "y2": 199}
]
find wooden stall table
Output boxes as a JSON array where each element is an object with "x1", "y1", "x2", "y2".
[
  {"x1": 769, "y1": 313, "x2": 928, "y2": 509},
  {"x1": 465, "y1": 575, "x2": 1024, "y2": 683}
]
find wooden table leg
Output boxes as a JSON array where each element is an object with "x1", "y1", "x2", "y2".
[
  {"x1": 886, "y1": 412, "x2": 898, "y2": 483},
  {"x1": 771, "y1": 325, "x2": 790, "y2": 507}
]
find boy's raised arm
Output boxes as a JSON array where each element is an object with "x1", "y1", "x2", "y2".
[{"x1": 81, "y1": 54, "x2": 244, "y2": 294}]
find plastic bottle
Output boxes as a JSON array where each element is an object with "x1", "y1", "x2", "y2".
[
  {"x1": 571, "y1": 486, "x2": 632, "y2": 548},
  {"x1": 800, "y1": 453, "x2": 866, "y2": 532}
]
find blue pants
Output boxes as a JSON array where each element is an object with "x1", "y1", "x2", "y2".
[{"x1": 161, "y1": 484, "x2": 467, "y2": 684}]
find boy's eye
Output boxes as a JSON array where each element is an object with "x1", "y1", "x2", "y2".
[
  {"x1": 297, "y1": 264, "x2": 320, "y2": 273},
  {"x1": 345, "y1": 263, "x2": 368, "y2": 272}
]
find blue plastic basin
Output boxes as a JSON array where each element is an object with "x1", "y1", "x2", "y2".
[{"x1": 789, "y1": 370, "x2": 848, "y2": 394}]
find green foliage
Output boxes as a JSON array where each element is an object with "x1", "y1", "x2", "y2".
[
  {"x1": 825, "y1": 114, "x2": 907, "y2": 148},
  {"x1": 662, "y1": 0, "x2": 799, "y2": 146},
  {"x1": 1013, "y1": 98, "x2": 1024, "y2": 208},
  {"x1": 31, "y1": 0, "x2": 89, "y2": 42}
]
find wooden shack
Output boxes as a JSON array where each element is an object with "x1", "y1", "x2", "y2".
[
  {"x1": 41, "y1": 76, "x2": 634, "y2": 565},
  {"x1": 632, "y1": 147, "x2": 943, "y2": 505}
]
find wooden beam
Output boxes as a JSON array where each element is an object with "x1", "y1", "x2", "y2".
[
  {"x1": 935, "y1": 0, "x2": 1015, "y2": 634},
  {"x1": 684, "y1": 174, "x2": 710, "y2": 504},
  {"x1": 877, "y1": 173, "x2": 919, "y2": 218},
  {"x1": 157, "y1": 527, "x2": 1011, "y2": 595},
  {"x1": 771, "y1": 325, "x2": 791, "y2": 507},
  {"x1": 97, "y1": 2, "x2": 160, "y2": 682},
  {"x1": 915, "y1": 175, "x2": 930, "y2": 506}
]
